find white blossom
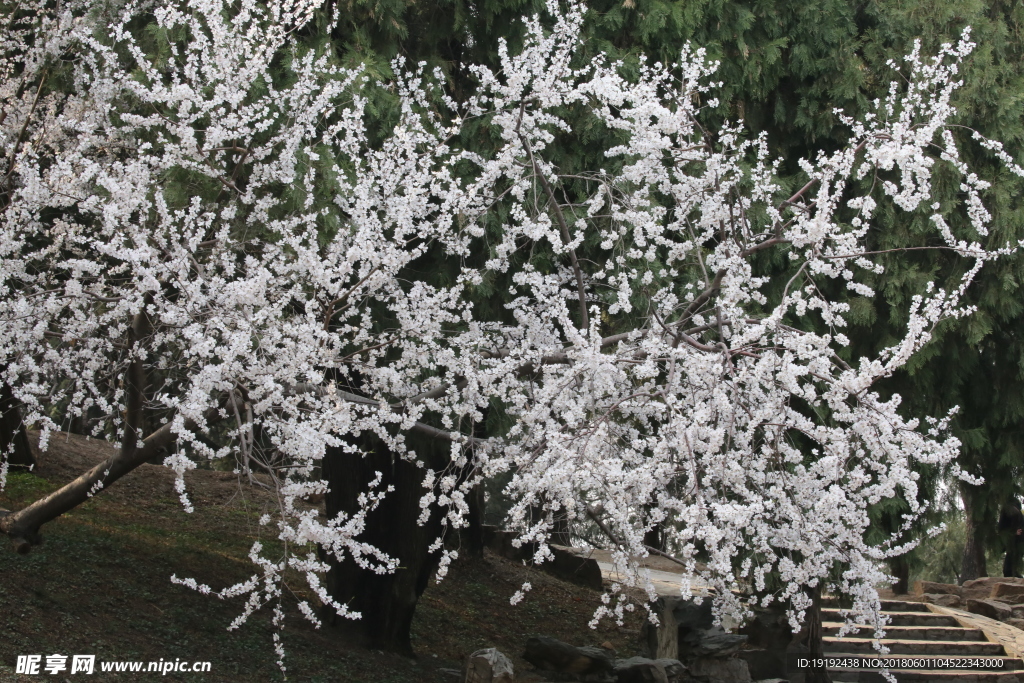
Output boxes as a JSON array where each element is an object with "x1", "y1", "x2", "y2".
[{"x1": 1, "y1": 0, "x2": 1020, "y2": 665}]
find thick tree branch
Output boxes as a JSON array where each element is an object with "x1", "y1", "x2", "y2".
[{"x1": 0, "y1": 404, "x2": 222, "y2": 554}]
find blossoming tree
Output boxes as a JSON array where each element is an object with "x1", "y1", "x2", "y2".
[{"x1": 1, "y1": 0, "x2": 1020, "y2": 665}]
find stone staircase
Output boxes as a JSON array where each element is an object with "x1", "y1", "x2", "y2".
[{"x1": 821, "y1": 598, "x2": 1023, "y2": 682}]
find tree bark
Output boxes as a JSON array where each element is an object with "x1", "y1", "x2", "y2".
[
  {"x1": 960, "y1": 483, "x2": 988, "y2": 584},
  {"x1": 0, "y1": 379, "x2": 34, "y2": 470},
  {"x1": 319, "y1": 433, "x2": 445, "y2": 655},
  {"x1": 0, "y1": 409, "x2": 212, "y2": 552},
  {"x1": 464, "y1": 481, "x2": 486, "y2": 557},
  {"x1": 0, "y1": 313, "x2": 222, "y2": 553},
  {"x1": 643, "y1": 504, "x2": 664, "y2": 552},
  {"x1": 804, "y1": 584, "x2": 832, "y2": 683},
  {"x1": 889, "y1": 555, "x2": 910, "y2": 595}
]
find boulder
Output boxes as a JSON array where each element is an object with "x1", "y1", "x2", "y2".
[
  {"x1": 690, "y1": 632, "x2": 747, "y2": 658},
  {"x1": 913, "y1": 581, "x2": 961, "y2": 597},
  {"x1": 655, "y1": 660, "x2": 687, "y2": 683},
  {"x1": 966, "y1": 598, "x2": 1014, "y2": 621},
  {"x1": 548, "y1": 544, "x2": 604, "y2": 591},
  {"x1": 737, "y1": 649, "x2": 787, "y2": 682},
  {"x1": 612, "y1": 657, "x2": 687, "y2": 683},
  {"x1": 962, "y1": 577, "x2": 1024, "y2": 600},
  {"x1": 922, "y1": 593, "x2": 962, "y2": 608},
  {"x1": 465, "y1": 648, "x2": 515, "y2": 683},
  {"x1": 483, "y1": 526, "x2": 533, "y2": 562},
  {"x1": 643, "y1": 597, "x2": 714, "y2": 660},
  {"x1": 524, "y1": 636, "x2": 614, "y2": 679},
  {"x1": 670, "y1": 599, "x2": 716, "y2": 630},
  {"x1": 738, "y1": 605, "x2": 793, "y2": 680},
  {"x1": 688, "y1": 657, "x2": 752, "y2": 683},
  {"x1": 481, "y1": 527, "x2": 603, "y2": 590},
  {"x1": 992, "y1": 582, "x2": 1024, "y2": 603}
]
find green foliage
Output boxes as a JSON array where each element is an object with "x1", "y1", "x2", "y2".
[
  {"x1": 302, "y1": 0, "x2": 1024, "y2": 572},
  {"x1": 908, "y1": 511, "x2": 966, "y2": 585}
]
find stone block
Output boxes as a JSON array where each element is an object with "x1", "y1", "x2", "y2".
[
  {"x1": 524, "y1": 636, "x2": 613, "y2": 678},
  {"x1": 688, "y1": 657, "x2": 752, "y2": 683},
  {"x1": 966, "y1": 598, "x2": 1014, "y2": 621},
  {"x1": 922, "y1": 593, "x2": 962, "y2": 608},
  {"x1": 962, "y1": 576, "x2": 1024, "y2": 600},
  {"x1": 913, "y1": 581, "x2": 961, "y2": 597},
  {"x1": 992, "y1": 582, "x2": 1024, "y2": 602},
  {"x1": 465, "y1": 648, "x2": 515, "y2": 683},
  {"x1": 613, "y1": 656, "x2": 687, "y2": 683}
]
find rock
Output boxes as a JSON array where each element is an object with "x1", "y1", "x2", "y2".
[
  {"x1": 643, "y1": 597, "x2": 714, "y2": 660},
  {"x1": 612, "y1": 657, "x2": 686, "y2": 683},
  {"x1": 992, "y1": 582, "x2": 1024, "y2": 602},
  {"x1": 655, "y1": 660, "x2": 687, "y2": 683},
  {"x1": 1006, "y1": 618, "x2": 1024, "y2": 631},
  {"x1": 1014, "y1": 605, "x2": 1024, "y2": 619},
  {"x1": 922, "y1": 593, "x2": 962, "y2": 608},
  {"x1": 738, "y1": 605, "x2": 793, "y2": 680},
  {"x1": 914, "y1": 581, "x2": 961, "y2": 597},
  {"x1": 688, "y1": 657, "x2": 752, "y2": 683},
  {"x1": 465, "y1": 648, "x2": 515, "y2": 683},
  {"x1": 966, "y1": 598, "x2": 1014, "y2": 621},
  {"x1": 483, "y1": 526, "x2": 533, "y2": 562},
  {"x1": 481, "y1": 527, "x2": 603, "y2": 590},
  {"x1": 690, "y1": 632, "x2": 747, "y2": 658},
  {"x1": 548, "y1": 544, "x2": 604, "y2": 591},
  {"x1": 962, "y1": 577, "x2": 1024, "y2": 600},
  {"x1": 737, "y1": 649, "x2": 786, "y2": 682},
  {"x1": 752, "y1": 680, "x2": 790, "y2": 683},
  {"x1": 524, "y1": 636, "x2": 614, "y2": 678},
  {"x1": 671, "y1": 599, "x2": 715, "y2": 630}
]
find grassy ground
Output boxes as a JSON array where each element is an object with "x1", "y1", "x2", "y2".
[{"x1": 0, "y1": 433, "x2": 643, "y2": 682}]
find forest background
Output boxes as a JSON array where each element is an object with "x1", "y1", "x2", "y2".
[
  {"x1": 307, "y1": 0, "x2": 1024, "y2": 589},
  {"x1": 1, "y1": 0, "x2": 1024, "y2": 678}
]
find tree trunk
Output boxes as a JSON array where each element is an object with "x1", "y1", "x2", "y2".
[
  {"x1": 464, "y1": 481, "x2": 486, "y2": 557},
  {"x1": 462, "y1": 415, "x2": 486, "y2": 557},
  {"x1": 804, "y1": 584, "x2": 832, "y2": 683},
  {"x1": 889, "y1": 555, "x2": 910, "y2": 595},
  {"x1": 319, "y1": 434, "x2": 445, "y2": 655},
  {"x1": 960, "y1": 484, "x2": 988, "y2": 584},
  {"x1": 643, "y1": 505, "x2": 664, "y2": 552},
  {"x1": 0, "y1": 380, "x2": 34, "y2": 470}
]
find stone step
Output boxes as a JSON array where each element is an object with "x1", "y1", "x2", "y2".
[
  {"x1": 823, "y1": 637, "x2": 1007, "y2": 656},
  {"x1": 822, "y1": 623, "x2": 988, "y2": 641},
  {"x1": 822, "y1": 597, "x2": 932, "y2": 613},
  {"x1": 830, "y1": 670, "x2": 1023, "y2": 682},
  {"x1": 821, "y1": 608, "x2": 960, "y2": 628}
]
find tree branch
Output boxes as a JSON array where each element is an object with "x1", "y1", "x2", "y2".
[
  {"x1": 0, "y1": 404, "x2": 222, "y2": 554},
  {"x1": 516, "y1": 130, "x2": 590, "y2": 331}
]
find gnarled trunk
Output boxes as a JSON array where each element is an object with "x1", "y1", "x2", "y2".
[
  {"x1": 889, "y1": 555, "x2": 910, "y2": 595},
  {"x1": 319, "y1": 434, "x2": 445, "y2": 655},
  {"x1": 464, "y1": 481, "x2": 486, "y2": 557},
  {"x1": 804, "y1": 584, "x2": 832, "y2": 683},
  {"x1": 960, "y1": 483, "x2": 988, "y2": 584}
]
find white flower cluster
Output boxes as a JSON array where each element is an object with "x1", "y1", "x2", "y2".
[{"x1": 2, "y1": 0, "x2": 1020, "y2": 658}]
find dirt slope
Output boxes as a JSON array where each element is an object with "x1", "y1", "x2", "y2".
[{"x1": 0, "y1": 432, "x2": 642, "y2": 682}]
